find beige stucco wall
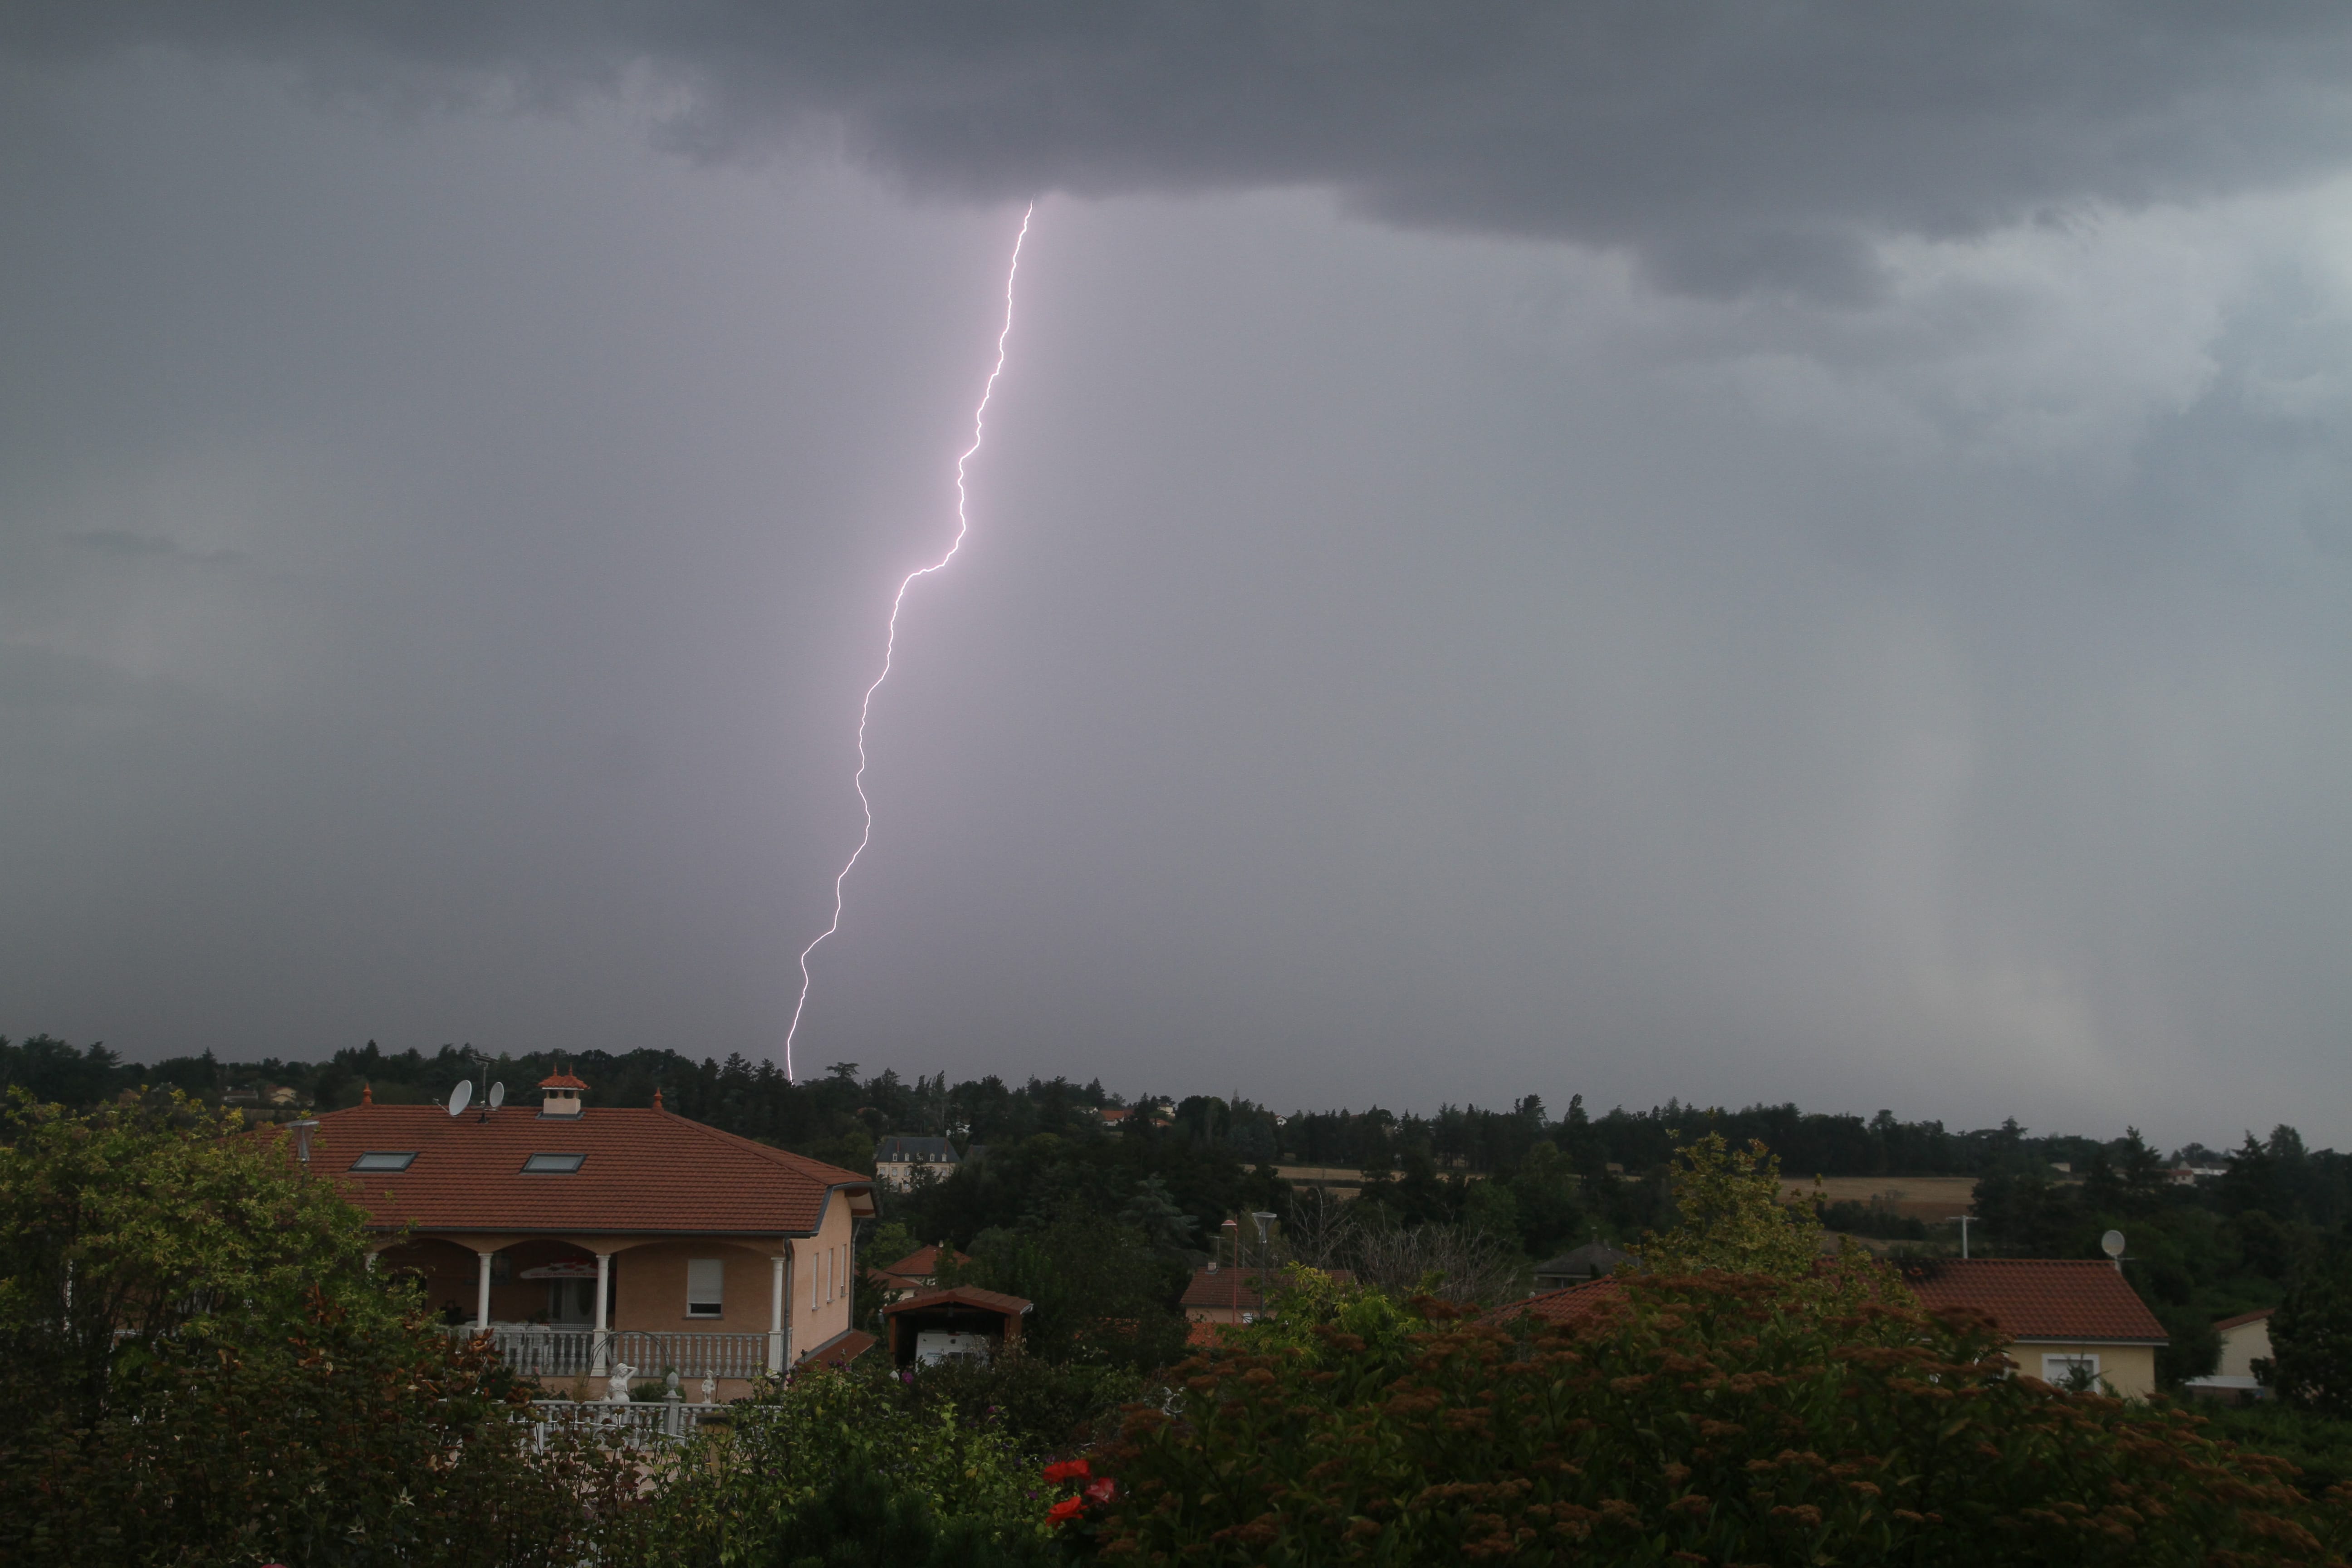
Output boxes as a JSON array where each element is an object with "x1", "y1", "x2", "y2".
[
  {"x1": 613, "y1": 1240, "x2": 777, "y2": 1333},
  {"x1": 2217, "y1": 1318, "x2": 2274, "y2": 1381},
  {"x1": 2011, "y1": 1341, "x2": 2159, "y2": 1400},
  {"x1": 788, "y1": 1187, "x2": 858, "y2": 1354}
]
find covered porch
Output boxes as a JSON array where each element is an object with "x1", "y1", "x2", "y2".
[{"x1": 382, "y1": 1233, "x2": 808, "y2": 1397}]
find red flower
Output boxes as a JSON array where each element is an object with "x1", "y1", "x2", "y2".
[
  {"x1": 1046, "y1": 1495, "x2": 1086, "y2": 1525},
  {"x1": 1085, "y1": 1476, "x2": 1117, "y2": 1504},
  {"x1": 1042, "y1": 1458, "x2": 1091, "y2": 1484}
]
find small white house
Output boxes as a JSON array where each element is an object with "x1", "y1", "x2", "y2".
[{"x1": 2183, "y1": 1307, "x2": 2274, "y2": 1402}]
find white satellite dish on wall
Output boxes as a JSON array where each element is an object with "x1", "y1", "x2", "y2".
[
  {"x1": 488, "y1": 1082, "x2": 505, "y2": 1110},
  {"x1": 448, "y1": 1080, "x2": 474, "y2": 1117},
  {"x1": 2101, "y1": 1230, "x2": 2125, "y2": 1259}
]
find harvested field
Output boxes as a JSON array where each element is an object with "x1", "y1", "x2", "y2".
[
  {"x1": 1781, "y1": 1174, "x2": 1977, "y2": 1220},
  {"x1": 1276, "y1": 1166, "x2": 1364, "y2": 1195}
]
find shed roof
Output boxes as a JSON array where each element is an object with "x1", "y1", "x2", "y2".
[
  {"x1": 1901, "y1": 1259, "x2": 2167, "y2": 1344},
  {"x1": 2214, "y1": 1306, "x2": 2277, "y2": 1333},
  {"x1": 314, "y1": 1102, "x2": 870, "y2": 1236},
  {"x1": 882, "y1": 1285, "x2": 1034, "y2": 1319}
]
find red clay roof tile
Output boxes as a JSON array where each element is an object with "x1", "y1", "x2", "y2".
[
  {"x1": 874, "y1": 1245, "x2": 967, "y2": 1282},
  {"x1": 314, "y1": 1102, "x2": 868, "y2": 1236},
  {"x1": 1494, "y1": 1278, "x2": 1627, "y2": 1326},
  {"x1": 1902, "y1": 1259, "x2": 2167, "y2": 1343},
  {"x1": 1181, "y1": 1266, "x2": 1277, "y2": 1313}
]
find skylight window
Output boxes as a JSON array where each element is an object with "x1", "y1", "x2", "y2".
[
  {"x1": 350, "y1": 1151, "x2": 417, "y2": 1172},
  {"x1": 521, "y1": 1152, "x2": 586, "y2": 1174}
]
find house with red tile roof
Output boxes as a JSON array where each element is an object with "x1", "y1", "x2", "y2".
[
  {"x1": 1504, "y1": 1262, "x2": 2168, "y2": 1399},
  {"x1": 1181, "y1": 1264, "x2": 1277, "y2": 1326},
  {"x1": 1497, "y1": 1276, "x2": 1628, "y2": 1328},
  {"x1": 317, "y1": 1070, "x2": 873, "y2": 1398},
  {"x1": 1901, "y1": 1258, "x2": 2167, "y2": 1397},
  {"x1": 869, "y1": 1244, "x2": 970, "y2": 1302}
]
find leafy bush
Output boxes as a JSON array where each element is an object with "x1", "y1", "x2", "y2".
[
  {"x1": 2201, "y1": 1401, "x2": 2352, "y2": 1494},
  {"x1": 1073, "y1": 1266, "x2": 2352, "y2": 1565},
  {"x1": 2, "y1": 1294, "x2": 631, "y2": 1567},
  {"x1": 626, "y1": 1362, "x2": 1054, "y2": 1567},
  {"x1": 902, "y1": 1348, "x2": 1148, "y2": 1457}
]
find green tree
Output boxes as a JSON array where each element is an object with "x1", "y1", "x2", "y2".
[
  {"x1": 2263, "y1": 1240, "x2": 2352, "y2": 1416},
  {"x1": 952, "y1": 1212, "x2": 1188, "y2": 1369},
  {"x1": 0, "y1": 1093, "x2": 629, "y2": 1566},
  {"x1": 1640, "y1": 1132, "x2": 1822, "y2": 1277},
  {"x1": 0, "y1": 1091, "x2": 398, "y2": 1425}
]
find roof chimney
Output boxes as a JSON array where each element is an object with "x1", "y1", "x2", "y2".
[{"x1": 539, "y1": 1063, "x2": 588, "y2": 1118}]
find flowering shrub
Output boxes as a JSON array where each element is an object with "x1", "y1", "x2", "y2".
[{"x1": 1073, "y1": 1267, "x2": 2352, "y2": 1565}]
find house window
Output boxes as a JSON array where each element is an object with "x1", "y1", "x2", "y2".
[
  {"x1": 686, "y1": 1259, "x2": 724, "y2": 1318},
  {"x1": 2043, "y1": 1353, "x2": 2101, "y2": 1387},
  {"x1": 521, "y1": 1152, "x2": 585, "y2": 1173},
  {"x1": 350, "y1": 1151, "x2": 417, "y2": 1172}
]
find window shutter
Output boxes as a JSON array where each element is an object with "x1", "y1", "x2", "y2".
[{"x1": 686, "y1": 1258, "x2": 724, "y2": 1317}]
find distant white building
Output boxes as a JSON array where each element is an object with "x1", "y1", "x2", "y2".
[{"x1": 874, "y1": 1135, "x2": 960, "y2": 1192}]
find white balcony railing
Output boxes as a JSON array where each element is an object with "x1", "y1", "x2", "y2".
[
  {"x1": 525, "y1": 1398, "x2": 731, "y2": 1449},
  {"x1": 447, "y1": 1326, "x2": 776, "y2": 1382}
]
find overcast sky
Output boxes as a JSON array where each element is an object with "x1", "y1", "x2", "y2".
[{"x1": 7, "y1": 6, "x2": 2352, "y2": 1144}]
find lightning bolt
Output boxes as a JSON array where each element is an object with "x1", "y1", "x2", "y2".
[{"x1": 782, "y1": 202, "x2": 1035, "y2": 1083}]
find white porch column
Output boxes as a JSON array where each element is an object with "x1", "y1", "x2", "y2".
[
  {"x1": 591, "y1": 1251, "x2": 612, "y2": 1377},
  {"x1": 768, "y1": 1253, "x2": 787, "y2": 1374},
  {"x1": 474, "y1": 1251, "x2": 494, "y2": 1331}
]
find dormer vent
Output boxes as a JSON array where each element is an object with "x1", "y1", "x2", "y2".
[{"x1": 539, "y1": 1066, "x2": 588, "y2": 1118}]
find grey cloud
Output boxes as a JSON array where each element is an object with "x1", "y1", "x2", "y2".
[
  {"x1": 65, "y1": 529, "x2": 250, "y2": 566},
  {"x1": 12, "y1": 4, "x2": 2352, "y2": 292}
]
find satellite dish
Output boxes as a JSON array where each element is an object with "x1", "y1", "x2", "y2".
[
  {"x1": 488, "y1": 1082, "x2": 506, "y2": 1110},
  {"x1": 448, "y1": 1080, "x2": 474, "y2": 1117},
  {"x1": 2101, "y1": 1230, "x2": 2126, "y2": 1259}
]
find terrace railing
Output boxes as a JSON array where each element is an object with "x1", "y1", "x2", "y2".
[
  {"x1": 526, "y1": 1398, "x2": 730, "y2": 1449},
  {"x1": 447, "y1": 1325, "x2": 777, "y2": 1382}
]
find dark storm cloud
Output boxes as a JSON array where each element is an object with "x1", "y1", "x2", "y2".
[{"x1": 13, "y1": 3, "x2": 2352, "y2": 292}]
